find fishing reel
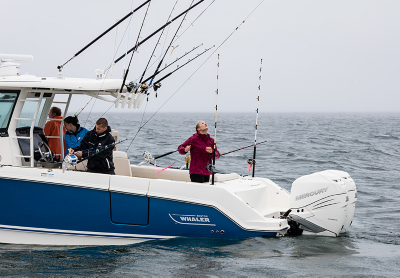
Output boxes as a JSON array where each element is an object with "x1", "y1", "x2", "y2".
[
  {"x1": 139, "y1": 151, "x2": 156, "y2": 166},
  {"x1": 64, "y1": 154, "x2": 78, "y2": 167},
  {"x1": 247, "y1": 158, "x2": 255, "y2": 173},
  {"x1": 140, "y1": 83, "x2": 148, "y2": 93},
  {"x1": 153, "y1": 82, "x2": 162, "y2": 92},
  {"x1": 62, "y1": 154, "x2": 78, "y2": 173},
  {"x1": 206, "y1": 164, "x2": 215, "y2": 172},
  {"x1": 180, "y1": 154, "x2": 191, "y2": 170},
  {"x1": 126, "y1": 81, "x2": 138, "y2": 93}
]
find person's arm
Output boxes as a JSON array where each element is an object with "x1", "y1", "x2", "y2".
[
  {"x1": 178, "y1": 137, "x2": 192, "y2": 155},
  {"x1": 214, "y1": 142, "x2": 221, "y2": 160},
  {"x1": 43, "y1": 122, "x2": 53, "y2": 137},
  {"x1": 91, "y1": 135, "x2": 114, "y2": 160},
  {"x1": 71, "y1": 132, "x2": 90, "y2": 157}
]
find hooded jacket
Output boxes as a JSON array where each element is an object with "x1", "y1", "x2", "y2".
[
  {"x1": 73, "y1": 126, "x2": 115, "y2": 172},
  {"x1": 44, "y1": 115, "x2": 66, "y2": 159},
  {"x1": 178, "y1": 132, "x2": 220, "y2": 175},
  {"x1": 64, "y1": 125, "x2": 89, "y2": 156}
]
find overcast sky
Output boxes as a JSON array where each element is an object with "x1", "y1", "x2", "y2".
[{"x1": 1, "y1": 0, "x2": 400, "y2": 113}]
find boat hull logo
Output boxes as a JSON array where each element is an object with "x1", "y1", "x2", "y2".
[{"x1": 169, "y1": 214, "x2": 216, "y2": 226}]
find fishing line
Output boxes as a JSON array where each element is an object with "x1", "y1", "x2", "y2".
[
  {"x1": 94, "y1": 0, "x2": 213, "y2": 121},
  {"x1": 82, "y1": 3, "x2": 150, "y2": 127},
  {"x1": 139, "y1": 0, "x2": 179, "y2": 83},
  {"x1": 171, "y1": 0, "x2": 215, "y2": 46},
  {"x1": 57, "y1": 0, "x2": 151, "y2": 71},
  {"x1": 133, "y1": 0, "x2": 213, "y2": 83},
  {"x1": 147, "y1": 0, "x2": 195, "y2": 86},
  {"x1": 98, "y1": 0, "x2": 264, "y2": 154},
  {"x1": 125, "y1": 0, "x2": 265, "y2": 145},
  {"x1": 124, "y1": 0, "x2": 137, "y2": 73},
  {"x1": 113, "y1": 0, "x2": 204, "y2": 66}
]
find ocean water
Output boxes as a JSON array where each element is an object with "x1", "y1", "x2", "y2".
[{"x1": 1, "y1": 112, "x2": 399, "y2": 277}]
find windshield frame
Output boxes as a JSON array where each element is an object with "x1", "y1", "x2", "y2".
[{"x1": 0, "y1": 90, "x2": 20, "y2": 137}]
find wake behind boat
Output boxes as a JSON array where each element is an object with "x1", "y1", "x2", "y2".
[{"x1": 0, "y1": 1, "x2": 356, "y2": 246}]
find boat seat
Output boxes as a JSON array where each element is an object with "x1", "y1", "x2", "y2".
[
  {"x1": 129, "y1": 165, "x2": 239, "y2": 183},
  {"x1": 113, "y1": 151, "x2": 132, "y2": 176},
  {"x1": 73, "y1": 159, "x2": 87, "y2": 171},
  {"x1": 110, "y1": 130, "x2": 119, "y2": 151},
  {"x1": 130, "y1": 165, "x2": 190, "y2": 181},
  {"x1": 15, "y1": 126, "x2": 48, "y2": 162},
  {"x1": 214, "y1": 173, "x2": 240, "y2": 182}
]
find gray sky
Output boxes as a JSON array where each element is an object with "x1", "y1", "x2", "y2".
[{"x1": 1, "y1": 0, "x2": 400, "y2": 113}]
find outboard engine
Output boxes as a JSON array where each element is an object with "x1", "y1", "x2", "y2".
[
  {"x1": 288, "y1": 170, "x2": 356, "y2": 237},
  {"x1": 327, "y1": 170, "x2": 357, "y2": 233}
]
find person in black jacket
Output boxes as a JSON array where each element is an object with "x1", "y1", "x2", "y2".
[{"x1": 69, "y1": 118, "x2": 115, "y2": 175}]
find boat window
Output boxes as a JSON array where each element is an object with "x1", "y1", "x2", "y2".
[
  {"x1": 17, "y1": 98, "x2": 46, "y2": 128},
  {"x1": 0, "y1": 90, "x2": 19, "y2": 137}
]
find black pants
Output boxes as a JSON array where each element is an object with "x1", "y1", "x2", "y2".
[{"x1": 190, "y1": 174, "x2": 210, "y2": 183}]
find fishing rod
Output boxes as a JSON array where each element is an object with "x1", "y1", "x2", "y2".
[
  {"x1": 114, "y1": 44, "x2": 210, "y2": 110},
  {"x1": 57, "y1": 0, "x2": 151, "y2": 72},
  {"x1": 110, "y1": 0, "x2": 204, "y2": 67},
  {"x1": 139, "y1": 0, "x2": 179, "y2": 84},
  {"x1": 114, "y1": 0, "x2": 264, "y2": 153},
  {"x1": 141, "y1": 140, "x2": 268, "y2": 166},
  {"x1": 211, "y1": 54, "x2": 220, "y2": 185},
  {"x1": 250, "y1": 59, "x2": 262, "y2": 177},
  {"x1": 141, "y1": 43, "x2": 203, "y2": 84},
  {"x1": 146, "y1": 45, "x2": 215, "y2": 86},
  {"x1": 148, "y1": 0, "x2": 195, "y2": 86},
  {"x1": 126, "y1": 45, "x2": 214, "y2": 98},
  {"x1": 63, "y1": 138, "x2": 130, "y2": 171},
  {"x1": 220, "y1": 140, "x2": 268, "y2": 156},
  {"x1": 117, "y1": 1, "x2": 152, "y2": 97}
]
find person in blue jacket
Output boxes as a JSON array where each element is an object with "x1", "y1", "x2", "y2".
[{"x1": 63, "y1": 116, "x2": 89, "y2": 156}]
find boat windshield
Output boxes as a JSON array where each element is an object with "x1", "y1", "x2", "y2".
[{"x1": 0, "y1": 90, "x2": 19, "y2": 137}]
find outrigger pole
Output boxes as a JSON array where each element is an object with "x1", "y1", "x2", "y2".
[
  {"x1": 211, "y1": 54, "x2": 220, "y2": 185},
  {"x1": 57, "y1": 0, "x2": 151, "y2": 71},
  {"x1": 251, "y1": 59, "x2": 262, "y2": 177}
]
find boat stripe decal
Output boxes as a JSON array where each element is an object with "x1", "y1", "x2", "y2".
[{"x1": 0, "y1": 225, "x2": 174, "y2": 240}]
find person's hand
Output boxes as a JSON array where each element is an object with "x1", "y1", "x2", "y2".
[
  {"x1": 75, "y1": 151, "x2": 82, "y2": 157},
  {"x1": 185, "y1": 145, "x2": 191, "y2": 152},
  {"x1": 206, "y1": 147, "x2": 213, "y2": 154},
  {"x1": 68, "y1": 148, "x2": 74, "y2": 155}
]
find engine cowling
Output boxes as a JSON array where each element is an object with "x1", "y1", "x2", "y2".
[{"x1": 288, "y1": 170, "x2": 356, "y2": 237}]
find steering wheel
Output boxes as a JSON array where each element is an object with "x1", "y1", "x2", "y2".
[{"x1": 38, "y1": 141, "x2": 54, "y2": 163}]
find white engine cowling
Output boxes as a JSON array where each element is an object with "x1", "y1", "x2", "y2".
[
  {"x1": 288, "y1": 170, "x2": 356, "y2": 237},
  {"x1": 327, "y1": 170, "x2": 357, "y2": 233}
]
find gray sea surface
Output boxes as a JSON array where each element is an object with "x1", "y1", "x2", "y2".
[{"x1": 1, "y1": 112, "x2": 399, "y2": 277}]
